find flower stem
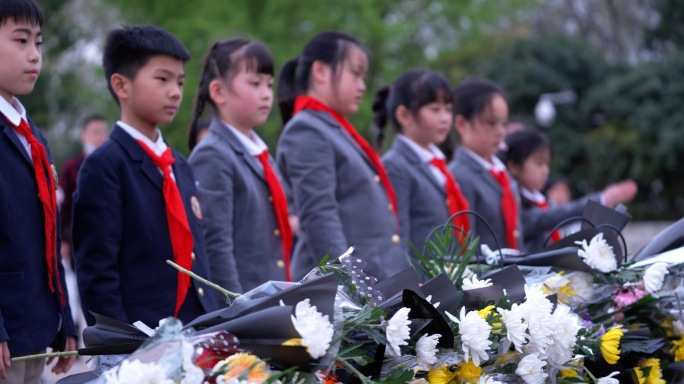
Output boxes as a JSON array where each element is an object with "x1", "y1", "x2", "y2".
[
  {"x1": 338, "y1": 357, "x2": 373, "y2": 384},
  {"x1": 12, "y1": 351, "x2": 78, "y2": 362},
  {"x1": 166, "y1": 260, "x2": 243, "y2": 303}
]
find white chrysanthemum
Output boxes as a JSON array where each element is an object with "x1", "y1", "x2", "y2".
[
  {"x1": 180, "y1": 342, "x2": 204, "y2": 384},
  {"x1": 643, "y1": 262, "x2": 669, "y2": 296},
  {"x1": 386, "y1": 307, "x2": 412, "y2": 356},
  {"x1": 674, "y1": 320, "x2": 684, "y2": 336},
  {"x1": 545, "y1": 304, "x2": 581, "y2": 366},
  {"x1": 478, "y1": 376, "x2": 503, "y2": 384},
  {"x1": 597, "y1": 371, "x2": 620, "y2": 384},
  {"x1": 103, "y1": 359, "x2": 173, "y2": 384},
  {"x1": 497, "y1": 303, "x2": 528, "y2": 352},
  {"x1": 515, "y1": 352, "x2": 548, "y2": 384},
  {"x1": 462, "y1": 274, "x2": 493, "y2": 291},
  {"x1": 445, "y1": 307, "x2": 492, "y2": 366},
  {"x1": 416, "y1": 334, "x2": 440, "y2": 369},
  {"x1": 291, "y1": 299, "x2": 334, "y2": 359},
  {"x1": 576, "y1": 233, "x2": 617, "y2": 273},
  {"x1": 519, "y1": 285, "x2": 553, "y2": 356},
  {"x1": 566, "y1": 272, "x2": 595, "y2": 304},
  {"x1": 425, "y1": 295, "x2": 441, "y2": 309}
]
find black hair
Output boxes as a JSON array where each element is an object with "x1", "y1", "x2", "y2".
[
  {"x1": 188, "y1": 38, "x2": 274, "y2": 143},
  {"x1": 0, "y1": 0, "x2": 43, "y2": 27},
  {"x1": 452, "y1": 77, "x2": 506, "y2": 121},
  {"x1": 102, "y1": 24, "x2": 191, "y2": 104},
  {"x1": 372, "y1": 68, "x2": 452, "y2": 147},
  {"x1": 79, "y1": 114, "x2": 107, "y2": 133},
  {"x1": 277, "y1": 30, "x2": 369, "y2": 125},
  {"x1": 502, "y1": 129, "x2": 552, "y2": 167},
  {"x1": 188, "y1": 116, "x2": 212, "y2": 152}
]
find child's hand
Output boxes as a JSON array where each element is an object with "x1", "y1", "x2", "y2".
[
  {"x1": 602, "y1": 179, "x2": 638, "y2": 207},
  {"x1": 0, "y1": 341, "x2": 10, "y2": 380},
  {"x1": 47, "y1": 336, "x2": 76, "y2": 374}
]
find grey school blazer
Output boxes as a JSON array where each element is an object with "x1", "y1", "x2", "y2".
[
  {"x1": 521, "y1": 193, "x2": 600, "y2": 252},
  {"x1": 448, "y1": 148, "x2": 524, "y2": 251},
  {"x1": 189, "y1": 118, "x2": 287, "y2": 296},
  {"x1": 277, "y1": 109, "x2": 408, "y2": 281},
  {"x1": 382, "y1": 138, "x2": 452, "y2": 256}
]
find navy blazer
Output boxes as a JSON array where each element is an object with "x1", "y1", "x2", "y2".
[
  {"x1": 382, "y1": 138, "x2": 452, "y2": 256},
  {"x1": 73, "y1": 125, "x2": 218, "y2": 327},
  {"x1": 0, "y1": 116, "x2": 75, "y2": 356},
  {"x1": 189, "y1": 118, "x2": 287, "y2": 295},
  {"x1": 277, "y1": 110, "x2": 408, "y2": 281},
  {"x1": 448, "y1": 148, "x2": 524, "y2": 251}
]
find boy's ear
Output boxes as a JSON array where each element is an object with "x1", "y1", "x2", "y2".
[
  {"x1": 454, "y1": 114, "x2": 469, "y2": 135},
  {"x1": 110, "y1": 74, "x2": 130, "y2": 102},
  {"x1": 310, "y1": 60, "x2": 331, "y2": 86},
  {"x1": 208, "y1": 79, "x2": 226, "y2": 106},
  {"x1": 395, "y1": 105, "x2": 412, "y2": 128},
  {"x1": 507, "y1": 160, "x2": 521, "y2": 179}
]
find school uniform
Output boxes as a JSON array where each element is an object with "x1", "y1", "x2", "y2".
[
  {"x1": 520, "y1": 188, "x2": 600, "y2": 252},
  {"x1": 448, "y1": 148, "x2": 524, "y2": 251},
  {"x1": 73, "y1": 123, "x2": 218, "y2": 327},
  {"x1": 382, "y1": 135, "x2": 459, "y2": 255},
  {"x1": 0, "y1": 98, "x2": 75, "y2": 357},
  {"x1": 189, "y1": 118, "x2": 288, "y2": 295},
  {"x1": 277, "y1": 109, "x2": 407, "y2": 281}
]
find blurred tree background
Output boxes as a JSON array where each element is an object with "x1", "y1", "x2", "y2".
[{"x1": 27, "y1": 0, "x2": 684, "y2": 220}]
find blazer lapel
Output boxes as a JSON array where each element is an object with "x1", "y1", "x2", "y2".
[
  {"x1": 393, "y1": 139, "x2": 443, "y2": 193},
  {"x1": 313, "y1": 111, "x2": 377, "y2": 171},
  {"x1": 2, "y1": 123, "x2": 32, "y2": 165},
  {"x1": 455, "y1": 149, "x2": 501, "y2": 193},
  {"x1": 210, "y1": 118, "x2": 265, "y2": 181},
  {"x1": 110, "y1": 125, "x2": 164, "y2": 190}
]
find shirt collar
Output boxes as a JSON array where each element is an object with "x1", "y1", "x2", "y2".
[
  {"x1": 397, "y1": 134, "x2": 446, "y2": 163},
  {"x1": 117, "y1": 120, "x2": 168, "y2": 156},
  {"x1": 521, "y1": 187, "x2": 546, "y2": 204},
  {"x1": 460, "y1": 147, "x2": 506, "y2": 171},
  {"x1": 223, "y1": 120, "x2": 268, "y2": 156},
  {"x1": 0, "y1": 96, "x2": 27, "y2": 126}
]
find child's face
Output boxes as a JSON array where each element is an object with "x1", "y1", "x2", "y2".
[
  {"x1": 330, "y1": 45, "x2": 368, "y2": 116},
  {"x1": 510, "y1": 147, "x2": 551, "y2": 192},
  {"x1": 403, "y1": 100, "x2": 453, "y2": 148},
  {"x1": 218, "y1": 65, "x2": 273, "y2": 132},
  {"x1": 0, "y1": 19, "x2": 42, "y2": 103},
  {"x1": 456, "y1": 94, "x2": 508, "y2": 160},
  {"x1": 124, "y1": 55, "x2": 185, "y2": 129}
]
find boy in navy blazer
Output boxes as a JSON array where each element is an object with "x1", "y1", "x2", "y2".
[
  {"x1": 0, "y1": 1, "x2": 76, "y2": 381},
  {"x1": 73, "y1": 25, "x2": 218, "y2": 328}
]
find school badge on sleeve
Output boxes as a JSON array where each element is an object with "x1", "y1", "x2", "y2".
[
  {"x1": 51, "y1": 164, "x2": 59, "y2": 185},
  {"x1": 191, "y1": 195, "x2": 203, "y2": 220}
]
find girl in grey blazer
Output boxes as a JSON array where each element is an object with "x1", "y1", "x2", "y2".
[
  {"x1": 276, "y1": 31, "x2": 407, "y2": 281},
  {"x1": 376, "y1": 69, "x2": 471, "y2": 256},
  {"x1": 188, "y1": 39, "x2": 293, "y2": 296}
]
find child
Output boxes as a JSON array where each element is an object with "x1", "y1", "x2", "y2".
[
  {"x1": 73, "y1": 25, "x2": 218, "y2": 328},
  {"x1": 277, "y1": 31, "x2": 407, "y2": 280},
  {"x1": 0, "y1": 0, "x2": 76, "y2": 381},
  {"x1": 503, "y1": 129, "x2": 637, "y2": 251},
  {"x1": 188, "y1": 38, "x2": 293, "y2": 295},
  {"x1": 448, "y1": 78, "x2": 523, "y2": 251},
  {"x1": 376, "y1": 68, "x2": 470, "y2": 255}
]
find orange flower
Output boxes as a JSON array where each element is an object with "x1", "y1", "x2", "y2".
[{"x1": 219, "y1": 353, "x2": 270, "y2": 383}]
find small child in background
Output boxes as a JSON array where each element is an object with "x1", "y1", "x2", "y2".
[
  {"x1": 503, "y1": 129, "x2": 637, "y2": 251},
  {"x1": 449, "y1": 78, "x2": 522, "y2": 251},
  {"x1": 376, "y1": 68, "x2": 470, "y2": 255},
  {"x1": 189, "y1": 38, "x2": 293, "y2": 295}
]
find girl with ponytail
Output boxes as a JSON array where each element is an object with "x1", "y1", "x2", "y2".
[
  {"x1": 276, "y1": 31, "x2": 407, "y2": 280},
  {"x1": 189, "y1": 38, "x2": 294, "y2": 295},
  {"x1": 377, "y1": 68, "x2": 470, "y2": 256}
]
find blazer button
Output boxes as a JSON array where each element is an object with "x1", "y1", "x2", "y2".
[
  {"x1": 191, "y1": 252, "x2": 196, "y2": 261},
  {"x1": 374, "y1": 175, "x2": 381, "y2": 183},
  {"x1": 268, "y1": 195, "x2": 273, "y2": 203},
  {"x1": 387, "y1": 203, "x2": 394, "y2": 212},
  {"x1": 513, "y1": 230, "x2": 520, "y2": 238},
  {"x1": 277, "y1": 260, "x2": 285, "y2": 269},
  {"x1": 198, "y1": 287, "x2": 205, "y2": 297},
  {"x1": 274, "y1": 229, "x2": 281, "y2": 237},
  {"x1": 391, "y1": 234, "x2": 400, "y2": 244},
  {"x1": 445, "y1": 199, "x2": 450, "y2": 205}
]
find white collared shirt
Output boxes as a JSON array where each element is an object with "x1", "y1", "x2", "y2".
[
  {"x1": 397, "y1": 135, "x2": 447, "y2": 186},
  {"x1": 521, "y1": 188, "x2": 547, "y2": 205},
  {"x1": 223, "y1": 120, "x2": 269, "y2": 167},
  {"x1": 460, "y1": 147, "x2": 507, "y2": 172},
  {"x1": 0, "y1": 96, "x2": 31, "y2": 158},
  {"x1": 117, "y1": 120, "x2": 175, "y2": 180}
]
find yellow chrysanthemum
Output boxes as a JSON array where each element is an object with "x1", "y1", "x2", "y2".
[
  {"x1": 454, "y1": 359, "x2": 482, "y2": 384},
  {"x1": 601, "y1": 325, "x2": 623, "y2": 364},
  {"x1": 477, "y1": 305, "x2": 502, "y2": 332},
  {"x1": 634, "y1": 358, "x2": 666, "y2": 384},
  {"x1": 559, "y1": 368, "x2": 579, "y2": 378},
  {"x1": 282, "y1": 338, "x2": 302, "y2": 346},
  {"x1": 427, "y1": 365, "x2": 458, "y2": 384},
  {"x1": 542, "y1": 273, "x2": 577, "y2": 304},
  {"x1": 671, "y1": 336, "x2": 684, "y2": 361},
  {"x1": 221, "y1": 353, "x2": 270, "y2": 384},
  {"x1": 662, "y1": 317, "x2": 675, "y2": 337}
]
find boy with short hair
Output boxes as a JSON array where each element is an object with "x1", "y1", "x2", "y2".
[
  {"x1": 73, "y1": 25, "x2": 218, "y2": 328},
  {"x1": 0, "y1": 0, "x2": 76, "y2": 382}
]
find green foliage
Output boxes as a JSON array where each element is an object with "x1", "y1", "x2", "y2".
[{"x1": 409, "y1": 228, "x2": 479, "y2": 287}]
